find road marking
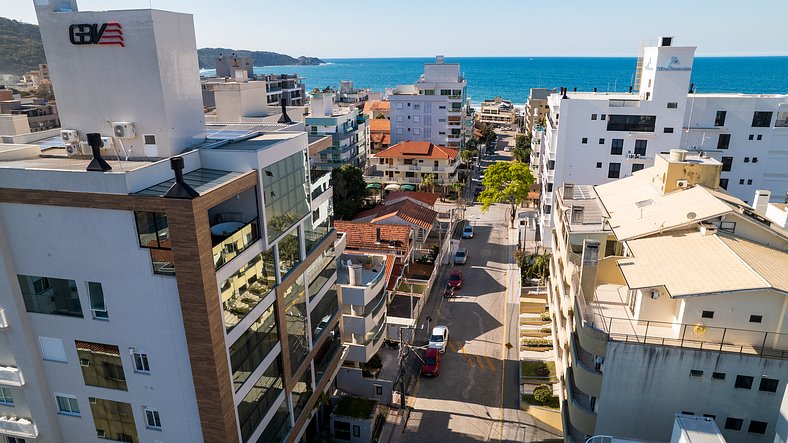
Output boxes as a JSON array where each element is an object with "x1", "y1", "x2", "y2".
[
  {"x1": 447, "y1": 341, "x2": 457, "y2": 352},
  {"x1": 458, "y1": 343, "x2": 475, "y2": 368},
  {"x1": 474, "y1": 354, "x2": 486, "y2": 369},
  {"x1": 484, "y1": 355, "x2": 496, "y2": 371}
]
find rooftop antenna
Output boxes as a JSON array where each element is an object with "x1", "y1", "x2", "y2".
[{"x1": 684, "y1": 86, "x2": 698, "y2": 149}]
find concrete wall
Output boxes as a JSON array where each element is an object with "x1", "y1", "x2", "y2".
[
  {"x1": 336, "y1": 367, "x2": 393, "y2": 404},
  {"x1": 0, "y1": 114, "x2": 30, "y2": 136}
]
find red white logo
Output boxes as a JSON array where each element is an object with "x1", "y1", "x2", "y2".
[{"x1": 69, "y1": 22, "x2": 124, "y2": 47}]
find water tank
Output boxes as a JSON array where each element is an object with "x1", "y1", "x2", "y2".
[
  {"x1": 349, "y1": 264, "x2": 363, "y2": 286},
  {"x1": 669, "y1": 149, "x2": 687, "y2": 162}
]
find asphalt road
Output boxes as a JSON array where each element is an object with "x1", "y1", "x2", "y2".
[{"x1": 400, "y1": 172, "x2": 561, "y2": 442}]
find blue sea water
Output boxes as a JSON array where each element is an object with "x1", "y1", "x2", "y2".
[{"x1": 204, "y1": 57, "x2": 788, "y2": 105}]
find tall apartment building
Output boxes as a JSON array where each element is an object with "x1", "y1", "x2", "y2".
[
  {"x1": 261, "y1": 74, "x2": 306, "y2": 107},
  {"x1": 0, "y1": 2, "x2": 344, "y2": 443},
  {"x1": 306, "y1": 91, "x2": 369, "y2": 171},
  {"x1": 535, "y1": 36, "x2": 788, "y2": 247},
  {"x1": 389, "y1": 56, "x2": 468, "y2": 149},
  {"x1": 549, "y1": 150, "x2": 788, "y2": 442},
  {"x1": 478, "y1": 97, "x2": 517, "y2": 127},
  {"x1": 524, "y1": 88, "x2": 551, "y2": 133},
  {"x1": 0, "y1": 99, "x2": 60, "y2": 134}
]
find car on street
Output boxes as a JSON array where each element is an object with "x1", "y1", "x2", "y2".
[
  {"x1": 503, "y1": 145, "x2": 512, "y2": 152},
  {"x1": 428, "y1": 326, "x2": 449, "y2": 353},
  {"x1": 454, "y1": 247, "x2": 468, "y2": 265},
  {"x1": 447, "y1": 270, "x2": 463, "y2": 289},
  {"x1": 421, "y1": 347, "x2": 441, "y2": 376},
  {"x1": 462, "y1": 224, "x2": 474, "y2": 239}
]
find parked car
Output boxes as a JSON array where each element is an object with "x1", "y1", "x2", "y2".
[
  {"x1": 503, "y1": 145, "x2": 512, "y2": 152},
  {"x1": 421, "y1": 347, "x2": 441, "y2": 377},
  {"x1": 428, "y1": 326, "x2": 449, "y2": 353},
  {"x1": 454, "y1": 247, "x2": 468, "y2": 265},
  {"x1": 447, "y1": 270, "x2": 463, "y2": 289},
  {"x1": 462, "y1": 224, "x2": 474, "y2": 239}
]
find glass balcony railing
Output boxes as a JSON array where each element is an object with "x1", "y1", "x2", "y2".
[{"x1": 212, "y1": 218, "x2": 260, "y2": 269}]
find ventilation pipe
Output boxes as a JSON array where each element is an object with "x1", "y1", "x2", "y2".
[
  {"x1": 753, "y1": 190, "x2": 771, "y2": 216},
  {"x1": 277, "y1": 98, "x2": 292, "y2": 124},
  {"x1": 163, "y1": 156, "x2": 199, "y2": 199},
  {"x1": 85, "y1": 133, "x2": 111, "y2": 172},
  {"x1": 688, "y1": 83, "x2": 695, "y2": 94}
]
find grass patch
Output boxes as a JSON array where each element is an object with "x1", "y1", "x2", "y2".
[
  {"x1": 522, "y1": 393, "x2": 560, "y2": 409},
  {"x1": 334, "y1": 397, "x2": 378, "y2": 420},
  {"x1": 521, "y1": 360, "x2": 556, "y2": 379},
  {"x1": 396, "y1": 282, "x2": 426, "y2": 294},
  {"x1": 522, "y1": 338, "x2": 553, "y2": 348}
]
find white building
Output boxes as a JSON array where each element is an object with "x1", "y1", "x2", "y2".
[
  {"x1": 536, "y1": 36, "x2": 788, "y2": 247},
  {"x1": 306, "y1": 91, "x2": 370, "y2": 172},
  {"x1": 0, "y1": 2, "x2": 344, "y2": 443},
  {"x1": 389, "y1": 56, "x2": 468, "y2": 149}
]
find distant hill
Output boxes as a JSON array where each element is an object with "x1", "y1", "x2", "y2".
[
  {"x1": 197, "y1": 48, "x2": 323, "y2": 69},
  {"x1": 0, "y1": 17, "x2": 46, "y2": 75}
]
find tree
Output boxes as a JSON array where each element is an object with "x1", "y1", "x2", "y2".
[
  {"x1": 459, "y1": 148, "x2": 477, "y2": 165},
  {"x1": 512, "y1": 147, "x2": 530, "y2": 164},
  {"x1": 420, "y1": 173, "x2": 437, "y2": 193},
  {"x1": 532, "y1": 384, "x2": 553, "y2": 405},
  {"x1": 523, "y1": 250, "x2": 551, "y2": 284},
  {"x1": 515, "y1": 134, "x2": 531, "y2": 149},
  {"x1": 451, "y1": 181, "x2": 464, "y2": 198},
  {"x1": 332, "y1": 165, "x2": 366, "y2": 220},
  {"x1": 478, "y1": 162, "x2": 535, "y2": 227},
  {"x1": 479, "y1": 125, "x2": 496, "y2": 145}
]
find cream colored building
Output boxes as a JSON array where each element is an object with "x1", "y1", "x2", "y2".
[
  {"x1": 549, "y1": 149, "x2": 788, "y2": 442},
  {"x1": 478, "y1": 97, "x2": 516, "y2": 127}
]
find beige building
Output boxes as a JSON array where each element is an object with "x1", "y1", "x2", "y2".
[
  {"x1": 549, "y1": 149, "x2": 788, "y2": 442},
  {"x1": 478, "y1": 96, "x2": 516, "y2": 127},
  {"x1": 365, "y1": 141, "x2": 459, "y2": 190}
]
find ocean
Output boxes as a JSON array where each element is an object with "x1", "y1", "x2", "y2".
[{"x1": 201, "y1": 57, "x2": 788, "y2": 105}]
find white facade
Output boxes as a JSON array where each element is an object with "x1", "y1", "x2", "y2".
[
  {"x1": 478, "y1": 97, "x2": 517, "y2": 126},
  {"x1": 536, "y1": 37, "x2": 788, "y2": 247},
  {"x1": 389, "y1": 56, "x2": 468, "y2": 148},
  {"x1": 306, "y1": 92, "x2": 369, "y2": 171}
]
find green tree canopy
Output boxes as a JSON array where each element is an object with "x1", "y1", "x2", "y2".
[
  {"x1": 512, "y1": 147, "x2": 530, "y2": 164},
  {"x1": 478, "y1": 162, "x2": 535, "y2": 227},
  {"x1": 332, "y1": 165, "x2": 366, "y2": 220},
  {"x1": 420, "y1": 173, "x2": 437, "y2": 193},
  {"x1": 515, "y1": 134, "x2": 531, "y2": 149},
  {"x1": 459, "y1": 148, "x2": 477, "y2": 165}
]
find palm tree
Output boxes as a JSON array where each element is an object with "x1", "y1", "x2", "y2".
[
  {"x1": 420, "y1": 173, "x2": 437, "y2": 193},
  {"x1": 451, "y1": 181, "x2": 464, "y2": 200}
]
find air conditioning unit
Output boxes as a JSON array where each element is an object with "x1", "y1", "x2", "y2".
[
  {"x1": 112, "y1": 121, "x2": 135, "y2": 139},
  {"x1": 626, "y1": 153, "x2": 635, "y2": 159},
  {"x1": 650, "y1": 289, "x2": 660, "y2": 300},
  {"x1": 676, "y1": 179, "x2": 689, "y2": 188},
  {"x1": 60, "y1": 129, "x2": 79, "y2": 144},
  {"x1": 635, "y1": 153, "x2": 641, "y2": 158}
]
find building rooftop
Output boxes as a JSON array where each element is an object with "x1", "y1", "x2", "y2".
[
  {"x1": 383, "y1": 191, "x2": 439, "y2": 208},
  {"x1": 336, "y1": 253, "x2": 388, "y2": 287},
  {"x1": 135, "y1": 168, "x2": 244, "y2": 197},
  {"x1": 672, "y1": 415, "x2": 726, "y2": 443},
  {"x1": 353, "y1": 200, "x2": 437, "y2": 230},
  {"x1": 334, "y1": 221, "x2": 411, "y2": 256},
  {"x1": 557, "y1": 184, "x2": 608, "y2": 232},
  {"x1": 374, "y1": 141, "x2": 458, "y2": 160},
  {"x1": 363, "y1": 100, "x2": 390, "y2": 113},
  {"x1": 369, "y1": 119, "x2": 390, "y2": 132}
]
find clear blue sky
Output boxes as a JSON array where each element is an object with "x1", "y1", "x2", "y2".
[{"x1": 5, "y1": 0, "x2": 788, "y2": 58}]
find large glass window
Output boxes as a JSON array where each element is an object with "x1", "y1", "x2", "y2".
[
  {"x1": 88, "y1": 397, "x2": 138, "y2": 442},
  {"x1": 714, "y1": 110, "x2": 727, "y2": 127},
  {"x1": 291, "y1": 367, "x2": 313, "y2": 421},
  {"x1": 238, "y1": 357, "x2": 284, "y2": 442},
  {"x1": 278, "y1": 228, "x2": 302, "y2": 278},
  {"x1": 310, "y1": 288, "x2": 339, "y2": 345},
  {"x1": 307, "y1": 246, "x2": 336, "y2": 301},
  {"x1": 17, "y1": 275, "x2": 82, "y2": 318},
  {"x1": 607, "y1": 114, "x2": 656, "y2": 132},
  {"x1": 256, "y1": 398, "x2": 291, "y2": 443},
  {"x1": 76, "y1": 341, "x2": 127, "y2": 391},
  {"x1": 751, "y1": 111, "x2": 773, "y2": 127},
  {"x1": 229, "y1": 302, "x2": 279, "y2": 392},
  {"x1": 263, "y1": 152, "x2": 310, "y2": 243},
  {"x1": 283, "y1": 276, "x2": 309, "y2": 375},
  {"x1": 610, "y1": 139, "x2": 623, "y2": 155},
  {"x1": 221, "y1": 249, "x2": 276, "y2": 331},
  {"x1": 314, "y1": 324, "x2": 342, "y2": 385},
  {"x1": 304, "y1": 217, "x2": 330, "y2": 255},
  {"x1": 634, "y1": 140, "x2": 647, "y2": 156},
  {"x1": 608, "y1": 163, "x2": 621, "y2": 179},
  {"x1": 134, "y1": 211, "x2": 174, "y2": 275},
  {"x1": 776, "y1": 111, "x2": 788, "y2": 127},
  {"x1": 717, "y1": 134, "x2": 731, "y2": 149},
  {"x1": 88, "y1": 282, "x2": 108, "y2": 320},
  {"x1": 721, "y1": 156, "x2": 733, "y2": 172}
]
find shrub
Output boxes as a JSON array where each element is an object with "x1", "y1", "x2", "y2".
[
  {"x1": 523, "y1": 338, "x2": 553, "y2": 348},
  {"x1": 535, "y1": 367, "x2": 550, "y2": 377},
  {"x1": 532, "y1": 384, "x2": 553, "y2": 405},
  {"x1": 540, "y1": 327, "x2": 552, "y2": 333},
  {"x1": 540, "y1": 311, "x2": 551, "y2": 321}
]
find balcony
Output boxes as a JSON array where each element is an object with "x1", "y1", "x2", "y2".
[
  {"x1": 342, "y1": 284, "x2": 387, "y2": 336},
  {"x1": 345, "y1": 321, "x2": 386, "y2": 363},
  {"x1": 0, "y1": 366, "x2": 24, "y2": 387},
  {"x1": 564, "y1": 367, "x2": 597, "y2": 435},
  {"x1": 212, "y1": 218, "x2": 260, "y2": 269},
  {"x1": 0, "y1": 416, "x2": 38, "y2": 439},
  {"x1": 336, "y1": 255, "x2": 387, "y2": 307}
]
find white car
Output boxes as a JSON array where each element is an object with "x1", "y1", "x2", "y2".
[
  {"x1": 429, "y1": 326, "x2": 449, "y2": 353},
  {"x1": 503, "y1": 146, "x2": 512, "y2": 152},
  {"x1": 454, "y1": 247, "x2": 468, "y2": 265}
]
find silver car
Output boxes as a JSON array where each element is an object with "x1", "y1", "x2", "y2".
[{"x1": 454, "y1": 247, "x2": 468, "y2": 264}]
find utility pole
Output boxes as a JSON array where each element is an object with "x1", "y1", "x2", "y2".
[{"x1": 398, "y1": 325, "x2": 408, "y2": 411}]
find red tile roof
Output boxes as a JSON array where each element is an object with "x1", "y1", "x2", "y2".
[
  {"x1": 353, "y1": 200, "x2": 437, "y2": 230},
  {"x1": 384, "y1": 191, "x2": 439, "y2": 208},
  {"x1": 374, "y1": 141, "x2": 458, "y2": 160},
  {"x1": 334, "y1": 221, "x2": 412, "y2": 255},
  {"x1": 75, "y1": 341, "x2": 120, "y2": 356},
  {"x1": 364, "y1": 100, "x2": 390, "y2": 113},
  {"x1": 387, "y1": 263, "x2": 405, "y2": 290},
  {"x1": 369, "y1": 119, "x2": 390, "y2": 132}
]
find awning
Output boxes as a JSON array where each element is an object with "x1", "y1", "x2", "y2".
[
  {"x1": 384, "y1": 184, "x2": 401, "y2": 191},
  {"x1": 401, "y1": 184, "x2": 417, "y2": 191},
  {"x1": 366, "y1": 183, "x2": 382, "y2": 189}
]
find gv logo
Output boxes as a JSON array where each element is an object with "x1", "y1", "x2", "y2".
[{"x1": 69, "y1": 23, "x2": 124, "y2": 47}]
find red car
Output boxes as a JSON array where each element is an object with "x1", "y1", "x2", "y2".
[
  {"x1": 447, "y1": 270, "x2": 463, "y2": 289},
  {"x1": 421, "y1": 347, "x2": 441, "y2": 377}
]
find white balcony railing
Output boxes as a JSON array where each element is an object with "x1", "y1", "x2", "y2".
[
  {"x1": 0, "y1": 366, "x2": 24, "y2": 387},
  {"x1": 0, "y1": 416, "x2": 38, "y2": 438},
  {"x1": 0, "y1": 310, "x2": 7, "y2": 328}
]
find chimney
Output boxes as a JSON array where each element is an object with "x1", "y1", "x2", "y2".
[
  {"x1": 85, "y1": 133, "x2": 111, "y2": 172},
  {"x1": 629, "y1": 86, "x2": 633, "y2": 93},
  {"x1": 348, "y1": 263, "x2": 363, "y2": 286},
  {"x1": 573, "y1": 87, "x2": 577, "y2": 92},
  {"x1": 688, "y1": 83, "x2": 695, "y2": 94},
  {"x1": 580, "y1": 240, "x2": 600, "y2": 302},
  {"x1": 571, "y1": 206, "x2": 584, "y2": 224},
  {"x1": 277, "y1": 98, "x2": 292, "y2": 124},
  {"x1": 561, "y1": 88, "x2": 568, "y2": 100},
  {"x1": 563, "y1": 183, "x2": 575, "y2": 200},
  {"x1": 163, "y1": 156, "x2": 199, "y2": 199},
  {"x1": 593, "y1": 87, "x2": 597, "y2": 93},
  {"x1": 753, "y1": 190, "x2": 771, "y2": 216},
  {"x1": 375, "y1": 227, "x2": 382, "y2": 243}
]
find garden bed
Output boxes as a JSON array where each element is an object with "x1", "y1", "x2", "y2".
[
  {"x1": 522, "y1": 394, "x2": 560, "y2": 409},
  {"x1": 521, "y1": 360, "x2": 557, "y2": 380}
]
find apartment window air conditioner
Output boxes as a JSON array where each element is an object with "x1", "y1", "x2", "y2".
[
  {"x1": 650, "y1": 290, "x2": 660, "y2": 300},
  {"x1": 676, "y1": 179, "x2": 688, "y2": 188},
  {"x1": 61, "y1": 129, "x2": 79, "y2": 144},
  {"x1": 635, "y1": 154, "x2": 641, "y2": 158},
  {"x1": 112, "y1": 122, "x2": 135, "y2": 139},
  {"x1": 626, "y1": 153, "x2": 635, "y2": 159}
]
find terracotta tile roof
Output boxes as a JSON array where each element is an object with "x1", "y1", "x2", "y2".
[
  {"x1": 383, "y1": 191, "x2": 439, "y2": 208},
  {"x1": 369, "y1": 119, "x2": 390, "y2": 132},
  {"x1": 76, "y1": 340, "x2": 120, "y2": 356},
  {"x1": 334, "y1": 221, "x2": 411, "y2": 255},
  {"x1": 387, "y1": 263, "x2": 405, "y2": 290},
  {"x1": 374, "y1": 141, "x2": 458, "y2": 160},
  {"x1": 353, "y1": 200, "x2": 437, "y2": 230},
  {"x1": 364, "y1": 100, "x2": 390, "y2": 113}
]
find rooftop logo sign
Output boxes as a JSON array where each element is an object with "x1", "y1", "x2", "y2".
[
  {"x1": 69, "y1": 23, "x2": 124, "y2": 47},
  {"x1": 645, "y1": 56, "x2": 691, "y2": 72}
]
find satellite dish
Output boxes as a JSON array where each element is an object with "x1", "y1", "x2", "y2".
[{"x1": 686, "y1": 212, "x2": 697, "y2": 220}]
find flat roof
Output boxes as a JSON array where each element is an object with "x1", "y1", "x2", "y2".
[
  {"x1": 209, "y1": 132, "x2": 300, "y2": 151},
  {"x1": 134, "y1": 168, "x2": 243, "y2": 196}
]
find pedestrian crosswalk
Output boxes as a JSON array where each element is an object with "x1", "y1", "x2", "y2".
[{"x1": 446, "y1": 341, "x2": 496, "y2": 370}]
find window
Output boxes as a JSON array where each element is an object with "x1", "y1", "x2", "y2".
[
  {"x1": 56, "y1": 394, "x2": 80, "y2": 416},
  {"x1": 607, "y1": 114, "x2": 656, "y2": 132},
  {"x1": 739, "y1": 179, "x2": 745, "y2": 185},
  {"x1": 132, "y1": 351, "x2": 150, "y2": 374},
  {"x1": 238, "y1": 357, "x2": 284, "y2": 441},
  {"x1": 751, "y1": 111, "x2": 772, "y2": 127},
  {"x1": 395, "y1": 115, "x2": 403, "y2": 122},
  {"x1": 719, "y1": 178, "x2": 728, "y2": 190},
  {"x1": 546, "y1": 183, "x2": 554, "y2": 192},
  {"x1": 634, "y1": 140, "x2": 647, "y2": 156},
  {"x1": 396, "y1": 102, "x2": 403, "y2": 110},
  {"x1": 353, "y1": 425, "x2": 361, "y2": 437},
  {"x1": 701, "y1": 310, "x2": 714, "y2": 319},
  {"x1": 262, "y1": 152, "x2": 310, "y2": 243},
  {"x1": 591, "y1": 114, "x2": 597, "y2": 120},
  {"x1": 717, "y1": 134, "x2": 730, "y2": 149},
  {"x1": 413, "y1": 128, "x2": 421, "y2": 135},
  {"x1": 424, "y1": 89, "x2": 434, "y2": 95},
  {"x1": 7, "y1": 438, "x2": 26, "y2": 443},
  {"x1": 724, "y1": 417, "x2": 743, "y2": 430},
  {"x1": 664, "y1": 127, "x2": 674, "y2": 133},
  {"x1": 581, "y1": 137, "x2": 588, "y2": 144},
  {"x1": 748, "y1": 134, "x2": 754, "y2": 140},
  {"x1": 77, "y1": 341, "x2": 127, "y2": 391},
  {"x1": 89, "y1": 397, "x2": 138, "y2": 442},
  {"x1": 413, "y1": 115, "x2": 420, "y2": 123},
  {"x1": 596, "y1": 162, "x2": 602, "y2": 169},
  {"x1": 87, "y1": 282, "x2": 108, "y2": 320},
  {"x1": 689, "y1": 370, "x2": 704, "y2": 377},
  {"x1": 721, "y1": 157, "x2": 733, "y2": 172},
  {"x1": 144, "y1": 408, "x2": 162, "y2": 430},
  {"x1": 632, "y1": 163, "x2": 644, "y2": 173},
  {"x1": 748, "y1": 420, "x2": 767, "y2": 434},
  {"x1": 601, "y1": 114, "x2": 606, "y2": 120},
  {"x1": 396, "y1": 128, "x2": 403, "y2": 134},
  {"x1": 667, "y1": 102, "x2": 678, "y2": 109},
  {"x1": 547, "y1": 160, "x2": 555, "y2": 170},
  {"x1": 735, "y1": 375, "x2": 754, "y2": 389},
  {"x1": 744, "y1": 157, "x2": 750, "y2": 163},
  {"x1": 703, "y1": 414, "x2": 716, "y2": 420},
  {"x1": 40, "y1": 336, "x2": 67, "y2": 362},
  {"x1": 757, "y1": 134, "x2": 762, "y2": 140},
  {"x1": 608, "y1": 163, "x2": 621, "y2": 179},
  {"x1": 749, "y1": 315, "x2": 763, "y2": 323},
  {"x1": 17, "y1": 275, "x2": 82, "y2": 318},
  {"x1": 0, "y1": 387, "x2": 13, "y2": 405},
  {"x1": 543, "y1": 205, "x2": 551, "y2": 215},
  {"x1": 777, "y1": 111, "x2": 788, "y2": 127},
  {"x1": 714, "y1": 111, "x2": 727, "y2": 126},
  {"x1": 611, "y1": 138, "x2": 623, "y2": 155},
  {"x1": 759, "y1": 378, "x2": 779, "y2": 392},
  {"x1": 599, "y1": 138, "x2": 605, "y2": 145},
  {"x1": 752, "y1": 157, "x2": 758, "y2": 163},
  {"x1": 335, "y1": 420, "x2": 351, "y2": 440},
  {"x1": 681, "y1": 411, "x2": 694, "y2": 415},
  {"x1": 747, "y1": 179, "x2": 752, "y2": 185}
]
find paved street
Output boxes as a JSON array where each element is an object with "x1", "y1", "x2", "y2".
[{"x1": 399, "y1": 150, "x2": 561, "y2": 442}]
